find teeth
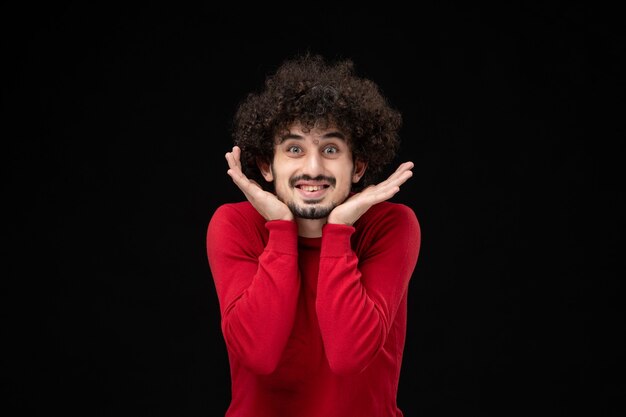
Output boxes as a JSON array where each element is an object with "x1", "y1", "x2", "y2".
[{"x1": 301, "y1": 185, "x2": 323, "y2": 192}]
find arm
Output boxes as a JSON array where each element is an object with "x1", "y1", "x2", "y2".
[
  {"x1": 208, "y1": 145, "x2": 302, "y2": 374},
  {"x1": 207, "y1": 206, "x2": 300, "y2": 374},
  {"x1": 316, "y1": 204, "x2": 420, "y2": 375},
  {"x1": 316, "y1": 195, "x2": 421, "y2": 374}
]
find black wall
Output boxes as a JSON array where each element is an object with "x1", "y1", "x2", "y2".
[{"x1": 5, "y1": 3, "x2": 624, "y2": 416}]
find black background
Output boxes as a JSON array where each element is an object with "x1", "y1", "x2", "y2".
[{"x1": 4, "y1": 2, "x2": 624, "y2": 416}]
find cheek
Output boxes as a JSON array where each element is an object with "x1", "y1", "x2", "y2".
[
  {"x1": 339, "y1": 166, "x2": 356, "y2": 183},
  {"x1": 334, "y1": 174, "x2": 354, "y2": 192},
  {"x1": 272, "y1": 168, "x2": 293, "y2": 191},
  {"x1": 275, "y1": 167, "x2": 291, "y2": 181}
]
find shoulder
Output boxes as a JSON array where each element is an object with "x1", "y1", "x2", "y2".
[
  {"x1": 211, "y1": 201, "x2": 261, "y2": 220},
  {"x1": 352, "y1": 201, "x2": 421, "y2": 258},
  {"x1": 358, "y1": 201, "x2": 419, "y2": 230},
  {"x1": 208, "y1": 201, "x2": 265, "y2": 234},
  {"x1": 354, "y1": 201, "x2": 420, "y2": 244}
]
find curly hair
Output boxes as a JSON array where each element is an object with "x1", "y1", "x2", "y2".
[{"x1": 231, "y1": 53, "x2": 402, "y2": 191}]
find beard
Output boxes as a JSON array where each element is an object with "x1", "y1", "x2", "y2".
[
  {"x1": 287, "y1": 200, "x2": 337, "y2": 219},
  {"x1": 276, "y1": 171, "x2": 344, "y2": 220}
]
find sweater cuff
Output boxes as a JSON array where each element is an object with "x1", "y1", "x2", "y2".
[
  {"x1": 321, "y1": 223, "x2": 355, "y2": 257},
  {"x1": 265, "y1": 220, "x2": 298, "y2": 255}
]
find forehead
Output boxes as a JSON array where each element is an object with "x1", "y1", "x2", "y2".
[{"x1": 275, "y1": 122, "x2": 347, "y2": 143}]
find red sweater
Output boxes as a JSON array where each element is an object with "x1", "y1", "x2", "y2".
[{"x1": 206, "y1": 200, "x2": 421, "y2": 417}]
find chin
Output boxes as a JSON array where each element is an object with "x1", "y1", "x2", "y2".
[{"x1": 288, "y1": 202, "x2": 335, "y2": 220}]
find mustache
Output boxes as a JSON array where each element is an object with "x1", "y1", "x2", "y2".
[{"x1": 289, "y1": 175, "x2": 336, "y2": 187}]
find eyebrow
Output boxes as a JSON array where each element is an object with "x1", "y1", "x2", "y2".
[{"x1": 278, "y1": 131, "x2": 346, "y2": 144}]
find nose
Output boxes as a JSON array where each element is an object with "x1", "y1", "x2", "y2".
[{"x1": 302, "y1": 151, "x2": 324, "y2": 178}]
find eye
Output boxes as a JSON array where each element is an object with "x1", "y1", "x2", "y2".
[
  {"x1": 323, "y1": 146, "x2": 338, "y2": 154},
  {"x1": 287, "y1": 145, "x2": 302, "y2": 154}
]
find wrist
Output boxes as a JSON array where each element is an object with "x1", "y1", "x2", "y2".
[{"x1": 327, "y1": 215, "x2": 352, "y2": 226}]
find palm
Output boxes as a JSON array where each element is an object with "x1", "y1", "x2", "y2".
[
  {"x1": 328, "y1": 161, "x2": 414, "y2": 226},
  {"x1": 225, "y1": 146, "x2": 293, "y2": 221}
]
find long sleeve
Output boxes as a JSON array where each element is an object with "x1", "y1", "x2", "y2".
[
  {"x1": 206, "y1": 203, "x2": 300, "y2": 374},
  {"x1": 316, "y1": 203, "x2": 420, "y2": 375}
]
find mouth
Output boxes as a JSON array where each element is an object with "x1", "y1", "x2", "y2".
[
  {"x1": 294, "y1": 183, "x2": 331, "y2": 200},
  {"x1": 290, "y1": 175, "x2": 336, "y2": 202}
]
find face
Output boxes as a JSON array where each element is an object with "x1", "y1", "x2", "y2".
[{"x1": 258, "y1": 123, "x2": 366, "y2": 220}]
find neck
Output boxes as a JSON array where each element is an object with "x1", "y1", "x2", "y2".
[{"x1": 296, "y1": 217, "x2": 327, "y2": 238}]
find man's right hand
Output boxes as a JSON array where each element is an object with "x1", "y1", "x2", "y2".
[{"x1": 225, "y1": 146, "x2": 294, "y2": 222}]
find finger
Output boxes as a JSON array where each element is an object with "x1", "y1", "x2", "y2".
[
  {"x1": 363, "y1": 169, "x2": 412, "y2": 201},
  {"x1": 390, "y1": 168, "x2": 413, "y2": 186},
  {"x1": 225, "y1": 152, "x2": 234, "y2": 169},
  {"x1": 383, "y1": 162, "x2": 414, "y2": 186},
  {"x1": 365, "y1": 169, "x2": 412, "y2": 196},
  {"x1": 367, "y1": 161, "x2": 413, "y2": 190},
  {"x1": 227, "y1": 166, "x2": 250, "y2": 187},
  {"x1": 386, "y1": 161, "x2": 414, "y2": 182},
  {"x1": 371, "y1": 183, "x2": 403, "y2": 204},
  {"x1": 227, "y1": 167, "x2": 264, "y2": 199},
  {"x1": 225, "y1": 145, "x2": 240, "y2": 157},
  {"x1": 400, "y1": 161, "x2": 414, "y2": 170},
  {"x1": 225, "y1": 146, "x2": 243, "y2": 171}
]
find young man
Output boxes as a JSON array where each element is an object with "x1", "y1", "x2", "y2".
[{"x1": 206, "y1": 54, "x2": 421, "y2": 417}]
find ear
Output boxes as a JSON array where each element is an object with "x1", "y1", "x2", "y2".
[
  {"x1": 352, "y1": 159, "x2": 368, "y2": 183},
  {"x1": 257, "y1": 158, "x2": 274, "y2": 182}
]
